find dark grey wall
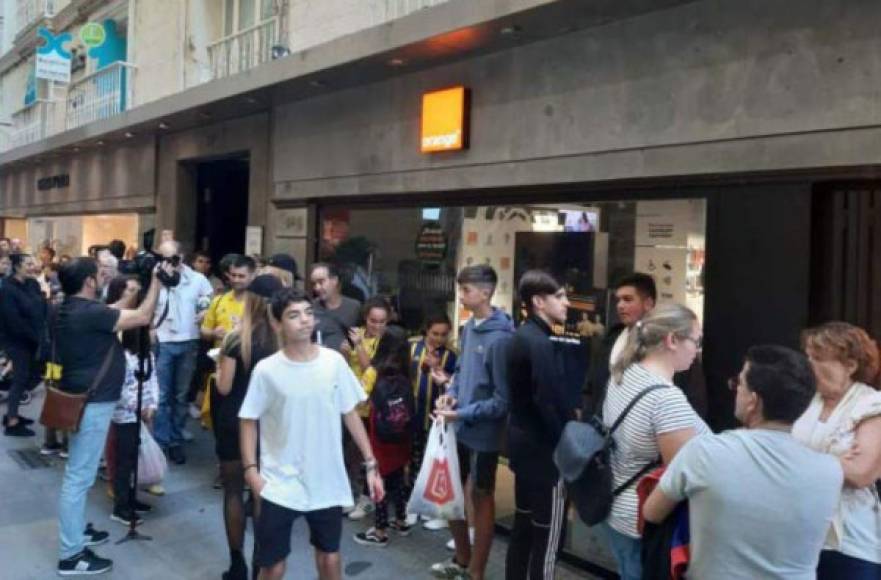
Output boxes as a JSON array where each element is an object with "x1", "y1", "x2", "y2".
[
  {"x1": 272, "y1": 0, "x2": 881, "y2": 201},
  {"x1": 702, "y1": 184, "x2": 813, "y2": 430}
]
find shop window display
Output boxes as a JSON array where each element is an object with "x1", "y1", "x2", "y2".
[{"x1": 317, "y1": 197, "x2": 706, "y2": 571}]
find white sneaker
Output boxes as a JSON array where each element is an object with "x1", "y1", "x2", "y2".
[
  {"x1": 446, "y1": 528, "x2": 475, "y2": 551},
  {"x1": 405, "y1": 513, "x2": 419, "y2": 527},
  {"x1": 188, "y1": 403, "x2": 201, "y2": 419},
  {"x1": 182, "y1": 429, "x2": 194, "y2": 442},
  {"x1": 430, "y1": 558, "x2": 469, "y2": 579},
  {"x1": 423, "y1": 518, "x2": 450, "y2": 531},
  {"x1": 347, "y1": 495, "x2": 375, "y2": 520}
]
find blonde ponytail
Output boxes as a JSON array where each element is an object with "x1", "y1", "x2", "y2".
[{"x1": 611, "y1": 303, "x2": 698, "y2": 383}]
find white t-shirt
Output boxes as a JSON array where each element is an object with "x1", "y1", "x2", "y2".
[
  {"x1": 792, "y1": 382, "x2": 881, "y2": 563},
  {"x1": 660, "y1": 429, "x2": 843, "y2": 579},
  {"x1": 603, "y1": 363, "x2": 709, "y2": 538},
  {"x1": 238, "y1": 347, "x2": 367, "y2": 512}
]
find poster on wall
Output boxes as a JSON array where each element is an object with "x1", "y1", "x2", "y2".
[{"x1": 634, "y1": 246, "x2": 689, "y2": 304}]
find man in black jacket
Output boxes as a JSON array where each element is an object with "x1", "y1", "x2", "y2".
[
  {"x1": 1, "y1": 253, "x2": 47, "y2": 436},
  {"x1": 583, "y1": 273, "x2": 708, "y2": 419},
  {"x1": 505, "y1": 270, "x2": 577, "y2": 580}
]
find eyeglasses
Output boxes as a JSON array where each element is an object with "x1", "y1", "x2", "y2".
[
  {"x1": 682, "y1": 335, "x2": 703, "y2": 349},
  {"x1": 727, "y1": 376, "x2": 741, "y2": 391}
]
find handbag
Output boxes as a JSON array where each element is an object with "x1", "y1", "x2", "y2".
[{"x1": 39, "y1": 305, "x2": 117, "y2": 432}]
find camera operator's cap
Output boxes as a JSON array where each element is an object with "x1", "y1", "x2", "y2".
[
  {"x1": 248, "y1": 274, "x2": 284, "y2": 300},
  {"x1": 268, "y1": 253, "x2": 301, "y2": 280}
]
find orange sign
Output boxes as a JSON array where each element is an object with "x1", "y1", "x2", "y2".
[{"x1": 421, "y1": 86, "x2": 468, "y2": 153}]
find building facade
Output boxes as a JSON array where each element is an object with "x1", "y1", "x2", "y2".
[{"x1": 1, "y1": 0, "x2": 881, "y2": 573}]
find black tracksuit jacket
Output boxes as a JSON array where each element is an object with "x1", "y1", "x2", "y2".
[{"x1": 507, "y1": 316, "x2": 578, "y2": 488}]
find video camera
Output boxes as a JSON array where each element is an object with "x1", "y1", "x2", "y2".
[{"x1": 120, "y1": 250, "x2": 181, "y2": 288}]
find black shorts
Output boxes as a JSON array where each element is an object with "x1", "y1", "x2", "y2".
[
  {"x1": 214, "y1": 420, "x2": 240, "y2": 462},
  {"x1": 457, "y1": 443, "x2": 499, "y2": 495},
  {"x1": 255, "y1": 500, "x2": 343, "y2": 567}
]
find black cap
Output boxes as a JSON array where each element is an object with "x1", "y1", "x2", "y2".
[
  {"x1": 268, "y1": 253, "x2": 300, "y2": 280},
  {"x1": 248, "y1": 274, "x2": 284, "y2": 299}
]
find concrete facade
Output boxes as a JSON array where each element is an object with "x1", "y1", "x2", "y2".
[{"x1": 272, "y1": 0, "x2": 881, "y2": 202}]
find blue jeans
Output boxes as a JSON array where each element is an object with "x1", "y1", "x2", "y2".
[
  {"x1": 153, "y1": 340, "x2": 199, "y2": 448},
  {"x1": 58, "y1": 402, "x2": 116, "y2": 559},
  {"x1": 600, "y1": 521, "x2": 642, "y2": 580}
]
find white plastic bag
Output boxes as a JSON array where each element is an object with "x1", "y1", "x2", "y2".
[
  {"x1": 138, "y1": 422, "x2": 167, "y2": 485},
  {"x1": 407, "y1": 417, "x2": 465, "y2": 521}
]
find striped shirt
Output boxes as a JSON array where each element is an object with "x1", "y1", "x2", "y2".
[{"x1": 603, "y1": 363, "x2": 709, "y2": 538}]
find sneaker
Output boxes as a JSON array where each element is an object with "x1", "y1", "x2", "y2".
[
  {"x1": 353, "y1": 527, "x2": 389, "y2": 548},
  {"x1": 110, "y1": 509, "x2": 143, "y2": 527},
  {"x1": 59, "y1": 447, "x2": 69, "y2": 459},
  {"x1": 83, "y1": 523, "x2": 109, "y2": 547},
  {"x1": 347, "y1": 495, "x2": 374, "y2": 520},
  {"x1": 446, "y1": 528, "x2": 475, "y2": 551},
  {"x1": 389, "y1": 520, "x2": 412, "y2": 536},
  {"x1": 41, "y1": 442, "x2": 64, "y2": 456},
  {"x1": 144, "y1": 484, "x2": 165, "y2": 496},
  {"x1": 213, "y1": 473, "x2": 223, "y2": 490},
  {"x1": 132, "y1": 500, "x2": 153, "y2": 514},
  {"x1": 423, "y1": 518, "x2": 450, "y2": 531},
  {"x1": 167, "y1": 446, "x2": 186, "y2": 465},
  {"x1": 405, "y1": 513, "x2": 419, "y2": 527},
  {"x1": 182, "y1": 429, "x2": 194, "y2": 442},
  {"x1": 430, "y1": 558, "x2": 470, "y2": 579},
  {"x1": 4, "y1": 422, "x2": 35, "y2": 437},
  {"x1": 188, "y1": 403, "x2": 201, "y2": 419},
  {"x1": 3, "y1": 415, "x2": 34, "y2": 427},
  {"x1": 57, "y1": 548, "x2": 112, "y2": 576}
]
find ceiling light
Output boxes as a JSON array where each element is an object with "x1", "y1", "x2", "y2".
[
  {"x1": 309, "y1": 79, "x2": 327, "y2": 88},
  {"x1": 95, "y1": 140, "x2": 104, "y2": 146},
  {"x1": 388, "y1": 58, "x2": 406, "y2": 67},
  {"x1": 158, "y1": 122, "x2": 170, "y2": 130},
  {"x1": 124, "y1": 131, "x2": 135, "y2": 138},
  {"x1": 500, "y1": 25, "x2": 522, "y2": 35},
  {"x1": 245, "y1": 97, "x2": 258, "y2": 104}
]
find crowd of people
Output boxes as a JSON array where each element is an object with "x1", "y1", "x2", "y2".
[{"x1": 0, "y1": 235, "x2": 879, "y2": 580}]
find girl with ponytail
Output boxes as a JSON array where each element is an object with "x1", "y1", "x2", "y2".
[{"x1": 601, "y1": 303, "x2": 709, "y2": 580}]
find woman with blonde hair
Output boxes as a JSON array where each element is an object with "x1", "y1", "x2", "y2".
[
  {"x1": 213, "y1": 274, "x2": 283, "y2": 580},
  {"x1": 602, "y1": 303, "x2": 708, "y2": 580},
  {"x1": 793, "y1": 322, "x2": 881, "y2": 579}
]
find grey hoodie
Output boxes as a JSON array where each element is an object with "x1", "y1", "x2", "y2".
[{"x1": 449, "y1": 307, "x2": 514, "y2": 453}]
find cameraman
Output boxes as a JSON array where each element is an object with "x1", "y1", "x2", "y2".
[
  {"x1": 55, "y1": 257, "x2": 161, "y2": 576},
  {"x1": 152, "y1": 240, "x2": 214, "y2": 465}
]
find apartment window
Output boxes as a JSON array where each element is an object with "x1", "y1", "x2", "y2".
[{"x1": 224, "y1": 0, "x2": 274, "y2": 35}]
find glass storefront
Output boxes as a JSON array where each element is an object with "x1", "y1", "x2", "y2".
[
  {"x1": 318, "y1": 197, "x2": 707, "y2": 571},
  {"x1": 24, "y1": 213, "x2": 142, "y2": 257}
]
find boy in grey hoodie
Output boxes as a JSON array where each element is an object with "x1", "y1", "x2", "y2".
[{"x1": 432, "y1": 265, "x2": 514, "y2": 580}]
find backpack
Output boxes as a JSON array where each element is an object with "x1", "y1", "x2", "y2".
[
  {"x1": 554, "y1": 384, "x2": 667, "y2": 526},
  {"x1": 371, "y1": 375, "x2": 415, "y2": 444}
]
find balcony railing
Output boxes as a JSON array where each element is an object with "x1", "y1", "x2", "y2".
[
  {"x1": 386, "y1": 0, "x2": 450, "y2": 20},
  {"x1": 16, "y1": 0, "x2": 55, "y2": 36},
  {"x1": 11, "y1": 99, "x2": 56, "y2": 149},
  {"x1": 207, "y1": 16, "x2": 279, "y2": 80},
  {"x1": 66, "y1": 61, "x2": 136, "y2": 130}
]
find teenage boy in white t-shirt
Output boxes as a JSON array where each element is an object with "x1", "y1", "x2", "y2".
[{"x1": 239, "y1": 288, "x2": 384, "y2": 580}]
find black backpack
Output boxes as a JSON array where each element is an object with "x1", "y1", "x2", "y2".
[
  {"x1": 371, "y1": 375, "x2": 415, "y2": 444},
  {"x1": 557, "y1": 384, "x2": 667, "y2": 526}
]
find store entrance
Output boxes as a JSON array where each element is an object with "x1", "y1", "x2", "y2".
[{"x1": 194, "y1": 156, "x2": 249, "y2": 263}]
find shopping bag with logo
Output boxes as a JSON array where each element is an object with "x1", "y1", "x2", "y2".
[
  {"x1": 407, "y1": 417, "x2": 465, "y2": 521},
  {"x1": 138, "y1": 422, "x2": 167, "y2": 485}
]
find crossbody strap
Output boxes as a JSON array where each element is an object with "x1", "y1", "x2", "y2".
[{"x1": 607, "y1": 384, "x2": 669, "y2": 436}]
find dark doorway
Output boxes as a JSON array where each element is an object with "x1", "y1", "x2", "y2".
[{"x1": 194, "y1": 157, "x2": 250, "y2": 264}]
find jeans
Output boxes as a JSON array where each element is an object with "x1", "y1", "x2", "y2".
[
  {"x1": 600, "y1": 521, "x2": 642, "y2": 580},
  {"x1": 58, "y1": 402, "x2": 116, "y2": 559},
  {"x1": 5, "y1": 344, "x2": 34, "y2": 420},
  {"x1": 154, "y1": 340, "x2": 199, "y2": 448},
  {"x1": 818, "y1": 550, "x2": 881, "y2": 579}
]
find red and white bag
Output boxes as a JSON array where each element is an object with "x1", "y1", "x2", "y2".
[{"x1": 407, "y1": 417, "x2": 465, "y2": 521}]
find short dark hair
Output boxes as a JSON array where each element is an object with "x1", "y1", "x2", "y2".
[
  {"x1": 41, "y1": 246, "x2": 56, "y2": 259},
  {"x1": 59, "y1": 258, "x2": 98, "y2": 296},
  {"x1": 310, "y1": 262, "x2": 341, "y2": 281},
  {"x1": 270, "y1": 288, "x2": 311, "y2": 321},
  {"x1": 743, "y1": 345, "x2": 816, "y2": 424},
  {"x1": 518, "y1": 270, "x2": 562, "y2": 313},
  {"x1": 456, "y1": 264, "x2": 498, "y2": 291},
  {"x1": 362, "y1": 295, "x2": 392, "y2": 320},
  {"x1": 107, "y1": 240, "x2": 126, "y2": 260},
  {"x1": 106, "y1": 274, "x2": 139, "y2": 304},
  {"x1": 229, "y1": 254, "x2": 257, "y2": 272},
  {"x1": 422, "y1": 311, "x2": 452, "y2": 334},
  {"x1": 218, "y1": 253, "x2": 238, "y2": 274},
  {"x1": 9, "y1": 253, "x2": 31, "y2": 273},
  {"x1": 614, "y1": 273, "x2": 657, "y2": 303}
]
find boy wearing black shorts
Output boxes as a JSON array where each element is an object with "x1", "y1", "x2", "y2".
[{"x1": 239, "y1": 289, "x2": 384, "y2": 580}]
